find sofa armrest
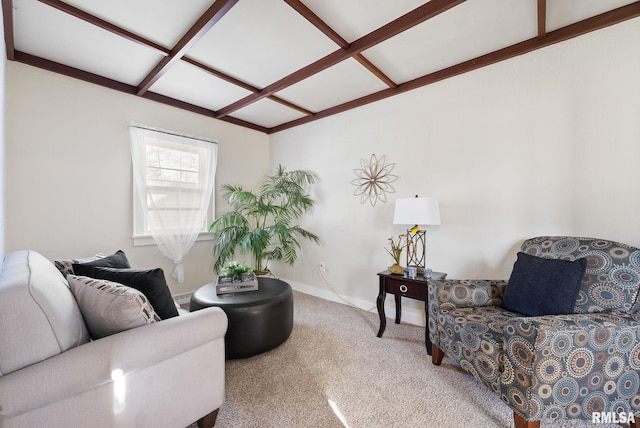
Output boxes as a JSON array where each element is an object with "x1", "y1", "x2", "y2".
[
  {"x1": 501, "y1": 312, "x2": 640, "y2": 420},
  {"x1": 428, "y1": 279, "x2": 506, "y2": 348},
  {"x1": 0, "y1": 306, "x2": 228, "y2": 420}
]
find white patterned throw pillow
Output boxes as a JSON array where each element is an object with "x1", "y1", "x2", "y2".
[
  {"x1": 55, "y1": 253, "x2": 106, "y2": 278},
  {"x1": 67, "y1": 275, "x2": 160, "y2": 339}
]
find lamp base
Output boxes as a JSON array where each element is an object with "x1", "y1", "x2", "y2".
[{"x1": 406, "y1": 229, "x2": 426, "y2": 272}]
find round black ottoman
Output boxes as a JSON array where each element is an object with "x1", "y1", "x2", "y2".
[{"x1": 190, "y1": 277, "x2": 293, "y2": 359}]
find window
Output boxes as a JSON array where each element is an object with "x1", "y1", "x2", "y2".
[{"x1": 130, "y1": 125, "x2": 217, "y2": 247}]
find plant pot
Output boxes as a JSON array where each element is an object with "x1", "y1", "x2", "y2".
[
  {"x1": 388, "y1": 264, "x2": 404, "y2": 275},
  {"x1": 253, "y1": 270, "x2": 271, "y2": 278}
]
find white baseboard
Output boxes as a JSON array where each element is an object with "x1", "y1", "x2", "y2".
[
  {"x1": 175, "y1": 280, "x2": 427, "y2": 328},
  {"x1": 283, "y1": 278, "x2": 426, "y2": 327},
  {"x1": 172, "y1": 292, "x2": 192, "y2": 306}
]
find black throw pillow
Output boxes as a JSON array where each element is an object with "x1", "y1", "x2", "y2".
[
  {"x1": 72, "y1": 265, "x2": 179, "y2": 320},
  {"x1": 502, "y1": 252, "x2": 587, "y2": 317},
  {"x1": 71, "y1": 250, "x2": 131, "y2": 272}
]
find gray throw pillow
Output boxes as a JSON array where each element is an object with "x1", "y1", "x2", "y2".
[
  {"x1": 68, "y1": 275, "x2": 160, "y2": 339},
  {"x1": 55, "y1": 253, "x2": 106, "y2": 278}
]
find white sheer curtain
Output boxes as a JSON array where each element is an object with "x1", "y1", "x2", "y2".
[{"x1": 130, "y1": 125, "x2": 218, "y2": 283}]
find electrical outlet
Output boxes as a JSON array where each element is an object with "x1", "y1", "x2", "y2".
[{"x1": 319, "y1": 262, "x2": 326, "y2": 272}]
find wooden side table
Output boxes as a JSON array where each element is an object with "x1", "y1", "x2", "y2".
[{"x1": 376, "y1": 270, "x2": 445, "y2": 355}]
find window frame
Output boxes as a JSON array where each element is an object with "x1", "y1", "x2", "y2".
[{"x1": 131, "y1": 125, "x2": 216, "y2": 247}]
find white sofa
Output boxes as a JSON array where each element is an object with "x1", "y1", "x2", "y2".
[{"x1": 0, "y1": 250, "x2": 228, "y2": 428}]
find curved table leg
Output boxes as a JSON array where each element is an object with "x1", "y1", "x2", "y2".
[{"x1": 376, "y1": 277, "x2": 386, "y2": 337}]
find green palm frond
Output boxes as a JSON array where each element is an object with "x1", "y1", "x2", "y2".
[
  {"x1": 290, "y1": 225, "x2": 320, "y2": 244},
  {"x1": 211, "y1": 225, "x2": 249, "y2": 272},
  {"x1": 209, "y1": 164, "x2": 320, "y2": 273}
]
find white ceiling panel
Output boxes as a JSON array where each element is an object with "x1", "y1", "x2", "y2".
[
  {"x1": 276, "y1": 58, "x2": 389, "y2": 112},
  {"x1": 13, "y1": 0, "x2": 162, "y2": 86},
  {"x1": 149, "y1": 61, "x2": 253, "y2": 112},
  {"x1": 63, "y1": 0, "x2": 214, "y2": 49},
  {"x1": 186, "y1": 0, "x2": 339, "y2": 88},
  {"x1": 229, "y1": 98, "x2": 307, "y2": 129},
  {"x1": 546, "y1": 0, "x2": 637, "y2": 32},
  {"x1": 362, "y1": 0, "x2": 538, "y2": 84},
  {"x1": 301, "y1": 0, "x2": 428, "y2": 42}
]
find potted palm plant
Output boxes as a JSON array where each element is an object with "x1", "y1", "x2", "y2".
[{"x1": 209, "y1": 165, "x2": 320, "y2": 275}]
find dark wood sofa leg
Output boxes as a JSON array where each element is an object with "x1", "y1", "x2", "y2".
[
  {"x1": 432, "y1": 344, "x2": 445, "y2": 365},
  {"x1": 197, "y1": 408, "x2": 219, "y2": 428},
  {"x1": 513, "y1": 412, "x2": 539, "y2": 428}
]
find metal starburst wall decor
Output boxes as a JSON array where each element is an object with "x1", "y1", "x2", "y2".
[{"x1": 351, "y1": 154, "x2": 397, "y2": 206}]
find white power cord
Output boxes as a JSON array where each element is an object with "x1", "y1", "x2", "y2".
[{"x1": 317, "y1": 266, "x2": 376, "y2": 312}]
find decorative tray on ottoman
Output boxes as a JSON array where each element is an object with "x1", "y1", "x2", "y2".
[{"x1": 216, "y1": 272, "x2": 259, "y2": 295}]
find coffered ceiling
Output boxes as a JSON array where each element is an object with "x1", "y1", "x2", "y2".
[{"x1": 4, "y1": 0, "x2": 640, "y2": 134}]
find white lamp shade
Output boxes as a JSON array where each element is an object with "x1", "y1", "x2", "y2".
[{"x1": 393, "y1": 197, "x2": 441, "y2": 226}]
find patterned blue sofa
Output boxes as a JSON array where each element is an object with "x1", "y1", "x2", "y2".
[{"x1": 429, "y1": 236, "x2": 640, "y2": 428}]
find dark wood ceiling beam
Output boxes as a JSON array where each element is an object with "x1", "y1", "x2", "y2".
[
  {"x1": 182, "y1": 56, "x2": 259, "y2": 93},
  {"x1": 284, "y1": 0, "x2": 344, "y2": 45},
  {"x1": 15, "y1": 50, "x2": 135, "y2": 94},
  {"x1": 37, "y1": 0, "x2": 169, "y2": 56},
  {"x1": 353, "y1": 55, "x2": 397, "y2": 88},
  {"x1": 269, "y1": 1, "x2": 640, "y2": 134},
  {"x1": 269, "y1": 96, "x2": 314, "y2": 115},
  {"x1": 217, "y1": 0, "x2": 465, "y2": 118},
  {"x1": 182, "y1": 56, "x2": 313, "y2": 115},
  {"x1": 12, "y1": 50, "x2": 268, "y2": 133},
  {"x1": 284, "y1": 0, "x2": 397, "y2": 88},
  {"x1": 538, "y1": 0, "x2": 547, "y2": 38},
  {"x1": 2, "y1": 0, "x2": 14, "y2": 60},
  {"x1": 136, "y1": 0, "x2": 239, "y2": 96}
]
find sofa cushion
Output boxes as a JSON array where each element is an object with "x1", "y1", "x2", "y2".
[
  {"x1": 0, "y1": 251, "x2": 90, "y2": 375},
  {"x1": 72, "y1": 266, "x2": 179, "y2": 320},
  {"x1": 68, "y1": 275, "x2": 160, "y2": 339},
  {"x1": 503, "y1": 252, "x2": 586, "y2": 317}
]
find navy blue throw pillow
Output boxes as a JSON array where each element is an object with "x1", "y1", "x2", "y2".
[{"x1": 503, "y1": 252, "x2": 587, "y2": 317}]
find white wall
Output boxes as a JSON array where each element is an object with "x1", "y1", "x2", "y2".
[
  {"x1": 5, "y1": 62, "x2": 270, "y2": 295},
  {"x1": 0, "y1": 15, "x2": 5, "y2": 258},
  {"x1": 270, "y1": 19, "x2": 640, "y2": 325}
]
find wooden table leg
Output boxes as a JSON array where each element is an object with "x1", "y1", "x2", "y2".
[
  {"x1": 376, "y1": 276, "x2": 386, "y2": 337},
  {"x1": 425, "y1": 299, "x2": 432, "y2": 355},
  {"x1": 394, "y1": 294, "x2": 402, "y2": 324}
]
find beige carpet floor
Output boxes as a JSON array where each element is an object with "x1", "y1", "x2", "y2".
[{"x1": 207, "y1": 291, "x2": 626, "y2": 428}]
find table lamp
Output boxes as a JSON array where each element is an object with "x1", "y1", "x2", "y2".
[{"x1": 393, "y1": 196, "x2": 441, "y2": 273}]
